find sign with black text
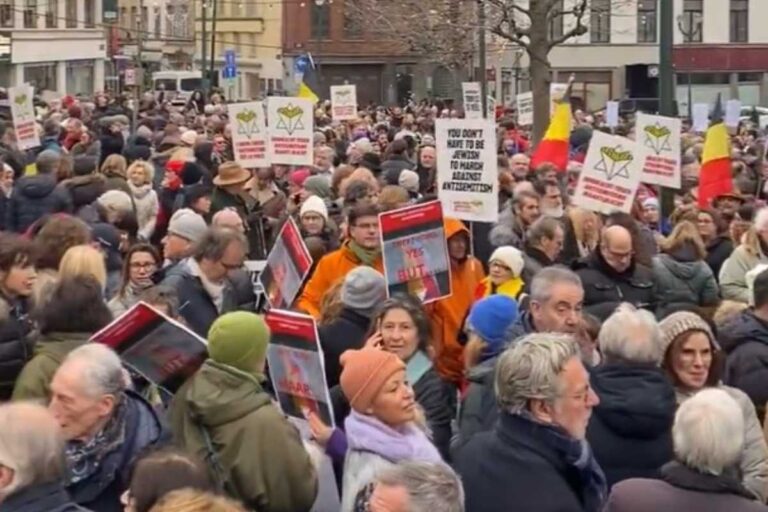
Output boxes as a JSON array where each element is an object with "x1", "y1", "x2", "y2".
[{"x1": 259, "y1": 218, "x2": 313, "y2": 310}]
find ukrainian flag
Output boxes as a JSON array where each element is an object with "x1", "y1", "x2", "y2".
[
  {"x1": 698, "y1": 94, "x2": 733, "y2": 208},
  {"x1": 296, "y1": 53, "x2": 320, "y2": 105}
]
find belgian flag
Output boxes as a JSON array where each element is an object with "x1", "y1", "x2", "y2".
[
  {"x1": 698, "y1": 95, "x2": 732, "y2": 208},
  {"x1": 530, "y1": 79, "x2": 573, "y2": 172}
]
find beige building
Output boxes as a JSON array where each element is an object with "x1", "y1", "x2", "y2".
[
  {"x1": 118, "y1": 0, "x2": 195, "y2": 70},
  {"x1": 195, "y1": 0, "x2": 283, "y2": 99}
]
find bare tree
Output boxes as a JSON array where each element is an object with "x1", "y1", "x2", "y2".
[{"x1": 487, "y1": 0, "x2": 589, "y2": 142}]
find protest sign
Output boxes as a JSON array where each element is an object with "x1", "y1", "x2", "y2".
[
  {"x1": 692, "y1": 103, "x2": 709, "y2": 132},
  {"x1": 725, "y1": 99, "x2": 741, "y2": 128},
  {"x1": 435, "y1": 118, "x2": 498, "y2": 222},
  {"x1": 462, "y1": 82, "x2": 483, "y2": 119},
  {"x1": 760, "y1": 115, "x2": 768, "y2": 130},
  {"x1": 9, "y1": 85, "x2": 40, "y2": 151},
  {"x1": 267, "y1": 96, "x2": 314, "y2": 166},
  {"x1": 259, "y1": 217, "x2": 313, "y2": 310},
  {"x1": 330, "y1": 84, "x2": 357, "y2": 121},
  {"x1": 636, "y1": 113, "x2": 682, "y2": 189},
  {"x1": 516, "y1": 91, "x2": 533, "y2": 126},
  {"x1": 265, "y1": 309, "x2": 334, "y2": 427},
  {"x1": 605, "y1": 101, "x2": 619, "y2": 128},
  {"x1": 572, "y1": 131, "x2": 642, "y2": 215},
  {"x1": 228, "y1": 101, "x2": 268, "y2": 168},
  {"x1": 379, "y1": 200, "x2": 451, "y2": 303},
  {"x1": 90, "y1": 302, "x2": 207, "y2": 393},
  {"x1": 550, "y1": 82, "x2": 568, "y2": 117}
]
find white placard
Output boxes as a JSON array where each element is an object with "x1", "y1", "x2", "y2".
[
  {"x1": 636, "y1": 113, "x2": 682, "y2": 189},
  {"x1": 266, "y1": 97, "x2": 314, "y2": 166},
  {"x1": 692, "y1": 103, "x2": 709, "y2": 133},
  {"x1": 759, "y1": 115, "x2": 768, "y2": 129},
  {"x1": 572, "y1": 131, "x2": 642, "y2": 215},
  {"x1": 550, "y1": 82, "x2": 568, "y2": 117},
  {"x1": 9, "y1": 85, "x2": 39, "y2": 151},
  {"x1": 516, "y1": 91, "x2": 533, "y2": 126},
  {"x1": 462, "y1": 82, "x2": 483, "y2": 119},
  {"x1": 228, "y1": 101, "x2": 268, "y2": 168},
  {"x1": 435, "y1": 118, "x2": 498, "y2": 222},
  {"x1": 330, "y1": 84, "x2": 357, "y2": 121},
  {"x1": 725, "y1": 99, "x2": 741, "y2": 128},
  {"x1": 605, "y1": 101, "x2": 620, "y2": 128}
]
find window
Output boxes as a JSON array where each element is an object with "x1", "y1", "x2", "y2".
[
  {"x1": 245, "y1": 0, "x2": 257, "y2": 17},
  {"x1": 343, "y1": 0, "x2": 363, "y2": 38},
  {"x1": 681, "y1": 0, "x2": 703, "y2": 43},
  {"x1": 310, "y1": 2, "x2": 330, "y2": 39},
  {"x1": 590, "y1": 0, "x2": 610, "y2": 43},
  {"x1": 637, "y1": 0, "x2": 656, "y2": 43},
  {"x1": 140, "y1": 5, "x2": 148, "y2": 31},
  {"x1": 24, "y1": 0, "x2": 36, "y2": 28},
  {"x1": 45, "y1": 0, "x2": 56, "y2": 28},
  {"x1": 0, "y1": 0, "x2": 12, "y2": 27},
  {"x1": 153, "y1": 7, "x2": 160, "y2": 38},
  {"x1": 730, "y1": 0, "x2": 748, "y2": 43},
  {"x1": 548, "y1": 0, "x2": 564, "y2": 42},
  {"x1": 130, "y1": 6, "x2": 137, "y2": 32},
  {"x1": 65, "y1": 0, "x2": 76, "y2": 28},
  {"x1": 84, "y1": 0, "x2": 94, "y2": 28}
]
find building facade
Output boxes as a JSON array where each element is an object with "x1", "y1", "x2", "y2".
[
  {"x1": 0, "y1": 0, "x2": 106, "y2": 96},
  {"x1": 494, "y1": 0, "x2": 768, "y2": 113},
  {"x1": 194, "y1": 0, "x2": 282, "y2": 100},
  {"x1": 117, "y1": 0, "x2": 195, "y2": 73}
]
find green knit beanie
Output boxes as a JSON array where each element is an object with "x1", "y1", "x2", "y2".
[{"x1": 207, "y1": 312, "x2": 271, "y2": 373}]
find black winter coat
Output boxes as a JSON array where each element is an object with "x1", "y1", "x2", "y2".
[
  {"x1": 67, "y1": 392, "x2": 165, "y2": 512},
  {"x1": 706, "y1": 235, "x2": 734, "y2": 282},
  {"x1": 0, "y1": 296, "x2": 34, "y2": 400},
  {"x1": 58, "y1": 174, "x2": 108, "y2": 214},
  {"x1": 0, "y1": 481, "x2": 91, "y2": 512},
  {"x1": 455, "y1": 412, "x2": 590, "y2": 512},
  {"x1": 160, "y1": 260, "x2": 239, "y2": 338},
  {"x1": 318, "y1": 308, "x2": 371, "y2": 388},
  {"x1": 6, "y1": 174, "x2": 72, "y2": 233},
  {"x1": 574, "y1": 251, "x2": 656, "y2": 321},
  {"x1": 587, "y1": 363, "x2": 675, "y2": 488},
  {"x1": 721, "y1": 310, "x2": 768, "y2": 421}
]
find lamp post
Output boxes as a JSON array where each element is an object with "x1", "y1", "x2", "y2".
[
  {"x1": 676, "y1": 14, "x2": 698, "y2": 120},
  {"x1": 658, "y1": 0, "x2": 675, "y2": 218}
]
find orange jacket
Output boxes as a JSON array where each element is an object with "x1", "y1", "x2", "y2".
[
  {"x1": 428, "y1": 218, "x2": 485, "y2": 383},
  {"x1": 295, "y1": 241, "x2": 384, "y2": 319}
]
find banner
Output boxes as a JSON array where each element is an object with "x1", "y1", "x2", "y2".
[
  {"x1": 572, "y1": 131, "x2": 642, "y2": 215},
  {"x1": 636, "y1": 113, "x2": 682, "y2": 188},
  {"x1": 90, "y1": 302, "x2": 207, "y2": 393},
  {"x1": 725, "y1": 99, "x2": 741, "y2": 128},
  {"x1": 462, "y1": 82, "x2": 482, "y2": 119},
  {"x1": 550, "y1": 82, "x2": 569, "y2": 117},
  {"x1": 379, "y1": 200, "x2": 451, "y2": 303},
  {"x1": 9, "y1": 85, "x2": 40, "y2": 151},
  {"x1": 435, "y1": 118, "x2": 498, "y2": 222},
  {"x1": 692, "y1": 103, "x2": 709, "y2": 133},
  {"x1": 259, "y1": 217, "x2": 313, "y2": 310},
  {"x1": 267, "y1": 96, "x2": 314, "y2": 166},
  {"x1": 516, "y1": 91, "x2": 533, "y2": 126},
  {"x1": 330, "y1": 84, "x2": 357, "y2": 121},
  {"x1": 605, "y1": 101, "x2": 619, "y2": 128},
  {"x1": 265, "y1": 309, "x2": 334, "y2": 427},
  {"x1": 228, "y1": 101, "x2": 268, "y2": 168}
]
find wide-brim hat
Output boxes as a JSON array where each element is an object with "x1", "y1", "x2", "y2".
[
  {"x1": 713, "y1": 192, "x2": 746, "y2": 204},
  {"x1": 213, "y1": 164, "x2": 251, "y2": 186}
]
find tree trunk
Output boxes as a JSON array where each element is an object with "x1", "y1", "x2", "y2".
[{"x1": 530, "y1": 54, "x2": 551, "y2": 145}]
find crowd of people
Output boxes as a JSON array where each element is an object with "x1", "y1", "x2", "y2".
[{"x1": 1, "y1": 88, "x2": 768, "y2": 512}]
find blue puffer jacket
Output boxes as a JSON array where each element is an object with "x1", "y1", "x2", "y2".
[
  {"x1": 66, "y1": 391, "x2": 167, "y2": 512},
  {"x1": 5, "y1": 174, "x2": 72, "y2": 233}
]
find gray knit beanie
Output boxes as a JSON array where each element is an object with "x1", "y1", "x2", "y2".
[{"x1": 659, "y1": 311, "x2": 719, "y2": 356}]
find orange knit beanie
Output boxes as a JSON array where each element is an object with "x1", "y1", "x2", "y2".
[{"x1": 339, "y1": 348, "x2": 406, "y2": 413}]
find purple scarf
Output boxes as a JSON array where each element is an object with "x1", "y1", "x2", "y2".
[{"x1": 344, "y1": 410, "x2": 441, "y2": 464}]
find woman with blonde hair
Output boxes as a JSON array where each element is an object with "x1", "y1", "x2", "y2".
[
  {"x1": 568, "y1": 207, "x2": 601, "y2": 258},
  {"x1": 58, "y1": 244, "x2": 107, "y2": 293},
  {"x1": 148, "y1": 489, "x2": 247, "y2": 512},
  {"x1": 100, "y1": 153, "x2": 132, "y2": 196},
  {"x1": 127, "y1": 160, "x2": 159, "y2": 240},
  {"x1": 652, "y1": 220, "x2": 719, "y2": 318}
]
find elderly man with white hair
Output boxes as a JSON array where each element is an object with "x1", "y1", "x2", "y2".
[
  {"x1": 48, "y1": 344, "x2": 165, "y2": 512},
  {"x1": 363, "y1": 461, "x2": 464, "y2": 512},
  {"x1": 605, "y1": 388, "x2": 767, "y2": 512},
  {"x1": 586, "y1": 304, "x2": 676, "y2": 488},
  {"x1": 0, "y1": 402, "x2": 89, "y2": 511},
  {"x1": 455, "y1": 333, "x2": 605, "y2": 512},
  {"x1": 720, "y1": 206, "x2": 768, "y2": 303}
]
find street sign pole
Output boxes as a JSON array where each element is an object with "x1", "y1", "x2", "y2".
[{"x1": 658, "y1": 0, "x2": 676, "y2": 219}]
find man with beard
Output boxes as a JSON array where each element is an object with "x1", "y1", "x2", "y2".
[{"x1": 490, "y1": 190, "x2": 541, "y2": 251}]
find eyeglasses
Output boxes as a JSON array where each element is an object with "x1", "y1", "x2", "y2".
[{"x1": 130, "y1": 262, "x2": 156, "y2": 270}]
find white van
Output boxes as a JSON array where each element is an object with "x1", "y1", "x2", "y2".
[{"x1": 152, "y1": 71, "x2": 204, "y2": 106}]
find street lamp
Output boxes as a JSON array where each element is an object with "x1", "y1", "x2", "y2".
[{"x1": 677, "y1": 14, "x2": 699, "y2": 120}]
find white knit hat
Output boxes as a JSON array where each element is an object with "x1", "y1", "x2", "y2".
[
  {"x1": 489, "y1": 246, "x2": 525, "y2": 277},
  {"x1": 300, "y1": 195, "x2": 329, "y2": 222}
]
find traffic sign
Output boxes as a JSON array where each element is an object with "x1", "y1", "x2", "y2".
[
  {"x1": 124, "y1": 68, "x2": 136, "y2": 86},
  {"x1": 223, "y1": 49, "x2": 237, "y2": 80}
]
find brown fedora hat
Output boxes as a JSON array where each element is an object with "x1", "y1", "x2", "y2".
[{"x1": 214, "y1": 162, "x2": 251, "y2": 186}]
